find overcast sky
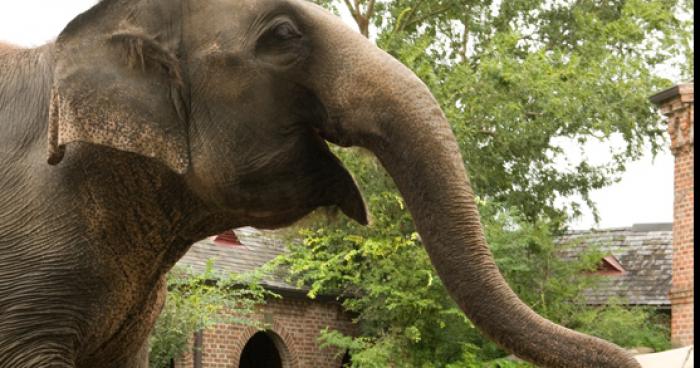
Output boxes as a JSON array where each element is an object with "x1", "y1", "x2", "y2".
[{"x1": 0, "y1": 1, "x2": 676, "y2": 230}]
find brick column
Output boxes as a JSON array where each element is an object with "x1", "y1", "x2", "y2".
[{"x1": 650, "y1": 82, "x2": 694, "y2": 347}]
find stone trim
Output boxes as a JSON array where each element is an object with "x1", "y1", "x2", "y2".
[
  {"x1": 651, "y1": 83, "x2": 694, "y2": 155},
  {"x1": 231, "y1": 324, "x2": 300, "y2": 368}
]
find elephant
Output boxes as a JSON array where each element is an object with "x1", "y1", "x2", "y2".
[{"x1": 0, "y1": 0, "x2": 641, "y2": 367}]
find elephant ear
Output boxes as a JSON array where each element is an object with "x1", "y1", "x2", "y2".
[{"x1": 48, "y1": 0, "x2": 190, "y2": 174}]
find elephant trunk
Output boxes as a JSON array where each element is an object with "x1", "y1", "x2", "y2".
[
  {"x1": 364, "y1": 95, "x2": 641, "y2": 368},
  {"x1": 301, "y1": 3, "x2": 641, "y2": 367}
]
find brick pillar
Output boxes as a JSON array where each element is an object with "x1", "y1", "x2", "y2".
[{"x1": 650, "y1": 82, "x2": 694, "y2": 347}]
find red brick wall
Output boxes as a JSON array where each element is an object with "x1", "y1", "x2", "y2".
[
  {"x1": 654, "y1": 83, "x2": 694, "y2": 347},
  {"x1": 175, "y1": 296, "x2": 357, "y2": 367}
]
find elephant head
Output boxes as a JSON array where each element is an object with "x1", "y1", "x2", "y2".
[{"x1": 46, "y1": 0, "x2": 639, "y2": 366}]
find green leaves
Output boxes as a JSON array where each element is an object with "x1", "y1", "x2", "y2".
[
  {"x1": 364, "y1": 0, "x2": 689, "y2": 224},
  {"x1": 278, "y1": 198, "x2": 671, "y2": 366},
  {"x1": 148, "y1": 262, "x2": 275, "y2": 368},
  {"x1": 574, "y1": 302, "x2": 671, "y2": 351}
]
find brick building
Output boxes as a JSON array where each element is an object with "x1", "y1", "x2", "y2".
[
  {"x1": 174, "y1": 228, "x2": 356, "y2": 368},
  {"x1": 650, "y1": 81, "x2": 694, "y2": 347}
]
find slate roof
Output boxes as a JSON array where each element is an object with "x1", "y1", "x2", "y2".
[
  {"x1": 556, "y1": 223, "x2": 673, "y2": 307},
  {"x1": 176, "y1": 227, "x2": 301, "y2": 293},
  {"x1": 177, "y1": 223, "x2": 674, "y2": 307}
]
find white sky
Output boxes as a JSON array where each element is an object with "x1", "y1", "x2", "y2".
[{"x1": 0, "y1": 1, "x2": 676, "y2": 230}]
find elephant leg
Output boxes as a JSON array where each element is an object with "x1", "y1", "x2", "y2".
[{"x1": 121, "y1": 341, "x2": 150, "y2": 368}]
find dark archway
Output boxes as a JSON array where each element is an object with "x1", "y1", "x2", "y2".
[
  {"x1": 239, "y1": 331, "x2": 283, "y2": 368},
  {"x1": 340, "y1": 350, "x2": 351, "y2": 367}
]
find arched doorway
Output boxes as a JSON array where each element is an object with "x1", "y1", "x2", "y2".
[
  {"x1": 239, "y1": 331, "x2": 284, "y2": 368},
  {"x1": 340, "y1": 350, "x2": 352, "y2": 367}
]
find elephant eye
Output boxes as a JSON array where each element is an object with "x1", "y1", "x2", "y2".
[
  {"x1": 272, "y1": 22, "x2": 301, "y2": 40},
  {"x1": 255, "y1": 18, "x2": 307, "y2": 68}
]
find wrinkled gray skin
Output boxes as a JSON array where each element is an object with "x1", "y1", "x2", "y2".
[{"x1": 0, "y1": 1, "x2": 640, "y2": 367}]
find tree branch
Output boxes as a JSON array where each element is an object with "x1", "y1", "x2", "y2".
[
  {"x1": 404, "y1": 5, "x2": 452, "y2": 28},
  {"x1": 366, "y1": 0, "x2": 376, "y2": 22},
  {"x1": 460, "y1": 15, "x2": 469, "y2": 63},
  {"x1": 343, "y1": 0, "x2": 358, "y2": 18}
]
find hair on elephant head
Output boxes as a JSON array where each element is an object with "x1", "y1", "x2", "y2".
[{"x1": 0, "y1": 0, "x2": 640, "y2": 367}]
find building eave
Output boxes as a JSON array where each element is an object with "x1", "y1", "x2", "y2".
[{"x1": 649, "y1": 83, "x2": 694, "y2": 105}]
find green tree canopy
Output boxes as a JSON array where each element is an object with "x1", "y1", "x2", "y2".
[{"x1": 319, "y1": 0, "x2": 693, "y2": 223}]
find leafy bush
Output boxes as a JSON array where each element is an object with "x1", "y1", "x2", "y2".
[
  {"x1": 148, "y1": 261, "x2": 275, "y2": 368},
  {"x1": 574, "y1": 302, "x2": 671, "y2": 352},
  {"x1": 275, "y1": 197, "x2": 671, "y2": 367}
]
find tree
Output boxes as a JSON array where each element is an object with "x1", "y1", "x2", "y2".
[
  {"x1": 148, "y1": 261, "x2": 274, "y2": 368},
  {"x1": 318, "y1": 0, "x2": 693, "y2": 224}
]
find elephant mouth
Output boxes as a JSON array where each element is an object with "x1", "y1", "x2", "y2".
[
  {"x1": 241, "y1": 200, "x2": 363, "y2": 230},
  {"x1": 243, "y1": 207, "x2": 320, "y2": 229},
  {"x1": 318, "y1": 151, "x2": 368, "y2": 225},
  {"x1": 287, "y1": 164, "x2": 368, "y2": 227},
  {"x1": 233, "y1": 146, "x2": 367, "y2": 229}
]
